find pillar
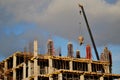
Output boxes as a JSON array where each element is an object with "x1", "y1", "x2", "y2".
[
  {"x1": 13, "y1": 55, "x2": 16, "y2": 80},
  {"x1": 34, "y1": 76, "x2": 38, "y2": 80},
  {"x1": 34, "y1": 59, "x2": 38, "y2": 76},
  {"x1": 34, "y1": 40, "x2": 38, "y2": 76},
  {"x1": 37, "y1": 66, "x2": 40, "y2": 74},
  {"x1": 88, "y1": 63, "x2": 92, "y2": 72},
  {"x1": 107, "y1": 65, "x2": 110, "y2": 73},
  {"x1": 80, "y1": 75, "x2": 84, "y2": 80},
  {"x1": 4, "y1": 76, "x2": 7, "y2": 80},
  {"x1": 58, "y1": 73, "x2": 62, "y2": 80},
  {"x1": 28, "y1": 61, "x2": 31, "y2": 77},
  {"x1": 45, "y1": 66, "x2": 48, "y2": 74},
  {"x1": 13, "y1": 55, "x2": 16, "y2": 68},
  {"x1": 49, "y1": 76, "x2": 53, "y2": 80},
  {"x1": 13, "y1": 69, "x2": 16, "y2": 80},
  {"x1": 49, "y1": 59, "x2": 53, "y2": 74},
  {"x1": 69, "y1": 61, "x2": 73, "y2": 71},
  {"x1": 104, "y1": 65, "x2": 110, "y2": 73},
  {"x1": 100, "y1": 76, "x2": 104, "y2": 80},
  {"x1": 4, "y1": 61, "x2": 7, "y2": 80},
  {"x1": 34, "y1": 40, "x2": 38, "y2": 57},
  {"x1": 23, "y1": 63, "x2": 26, "y2": 79},
  {"x1": 4, "y1": 61, "x2": 7, "y2": 70}
]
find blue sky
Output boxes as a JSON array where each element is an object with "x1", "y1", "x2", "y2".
[
  {"x1": 0, "y1": 0, "x2": 120, "y2": 74},
  {"x1": 106, "y1": 0, "x2": 118, "y2": 4}
]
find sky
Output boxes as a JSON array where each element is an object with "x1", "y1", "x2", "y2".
[{"x1": 0, "y1": 0, "x2": 120, "y2": 73}]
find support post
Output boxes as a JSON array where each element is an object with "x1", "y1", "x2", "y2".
[
  {"x1": 34, "y1": 59, "x2": 38, "y2": 76},
  {"x1": 49, "y1": 76, "x2": 53, "y2": 80},
  {"x1": 13, "y1": 69, "x2": 16, "y2": 80},
  {"x1": 13, "y1": 54, "x2": 16, "y2": 80},
  {"x1": 4, "y1": 61, "x2": 7, "y2": 70},
  {"x1": 23, "y1": 63, "x2": 26, "y2": 79},
  {"x1": 45, "y1": 66, "x2": 48, "y2": 74},
  {"x1": 4, "y1": 61, "x2": 7, "y2": 80},
  {"x1": 104, "y1": 65, "x2": 110, "y2": 73},
  {"x1": 34, "y1": 76, "x2": 38, "y2": 80},
  {"x1": 28, "y1": 61, "x2": 31, "y2": 77},
  {"x1": 34, "y1": 40, "x2": 38, "y2": 57},
  {"x1": 58, "y1": 73, "x2": 62, "y2": 80},
  {"x1": 13, "y1": 54, "x2": 16, "y2": 68},
  {"x1": 49, "y1": 59, "x2": 53, "y2": 74},
  {"x1": 4, "y1": 76, "x2": 7, "y2": 80},
  {"x1": 34, "y1": 39, "x2": 38, "y2": 76},
  {"x1": 80, "y1": 75, "x2": 84, "y2": 80},
  {"x1": 88, "y1": 61, "x2": 92, "y2": 72},
  {"x1": 69, "y1": 61, "x2": 73, "y2": 71},
  {"x1": 100, "y1": 76, "x2": 104, "y2": 80}
]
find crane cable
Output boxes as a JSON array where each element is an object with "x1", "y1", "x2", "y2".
[{"x1": 78, "y1": 17, "x2": 84, "y2": 46}]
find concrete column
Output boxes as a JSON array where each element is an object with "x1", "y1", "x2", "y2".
[
  {"x1": 4, "y1": 76, "x2": 7, "y2": 80},
  {"x1": 49, "y1": 59, "x2": 53, "y2": 74},
  {"x1": 33, "y1": 40, "x2": 38, "y2": 76},
  {"x1": 13, "y1": 55, "x2": 17, "y2": 80},
  {"x1": 13, "y1": 69, "x2": 16, "y2": 80},
  {"x1": 34, "y1": 40, "x2": 38, "y2": 57},
  {"x1": 34, "y1": 76, "x2": 38, "y2": 80},
  {"x1": 107, "y1": 65, "x2": 110, "y2": 73},
  {"x1": 4, "y1": 61, "x2": 8, "y2": 80},
  {"x1": 58, "y1": 73, "x2": 62, "y2": 80},
  {"x1": 28, "y1": 61, "x2": 31, "y2": 77},
  {"x1": 88, "y1": 63, "x2": 92, "y2": 72},
  {"x1": 104, "y1": 65, "x2": 110, "y2": 73},
  {"x1": 69, "y1": 61, "x2": 73, "y2": 70},
  {"x1": 13, "y1": 55, "x2": 16, "y2": 68},
  {"x1": 80, "y1": 75, "x2": 84, "y2": 80},
  {"x1": 34, "y1": 59, "x2": 38, "y2": 76},
  {"x1": 23, "y1": 63, "x2": 26, "y2": 79},
  {"x1": 4, "y1": 61, "x2": 7, "y2": 70},
  {"x1": 49, "y1": 76, "x2": 53, "y2": 80},
  {"x1": 100, "y1": 76, "x2": 104, "y2": 80},
  {"x1": 38, "y1": 66, "x2": 40, "y2": 74},
  {"x1": 45, "y1": 66, "x2": 48, "y2": 74}
]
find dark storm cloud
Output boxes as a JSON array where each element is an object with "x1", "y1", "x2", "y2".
[{"x1": 0, "y1": 0, "x2": 120, "y2": 59}]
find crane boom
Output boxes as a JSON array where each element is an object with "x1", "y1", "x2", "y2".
[{"x1": 79, "y1": 4, "x2": 100, "y2": 60}]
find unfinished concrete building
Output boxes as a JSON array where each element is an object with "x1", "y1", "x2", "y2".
[{"x1": 0, "y1": 39, "x2": 120, "y2": 80}]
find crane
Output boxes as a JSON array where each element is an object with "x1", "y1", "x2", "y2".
[{"x1": 78, "y1": 4, "x2": 100, "y2": 60}]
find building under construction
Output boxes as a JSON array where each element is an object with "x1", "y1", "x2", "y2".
[
  {"x1": 0, "y1": 3, "x2": 120, "y2": 80},
  {"x1": 0, "y1": 39, "x2": 120, "y2": 80}
]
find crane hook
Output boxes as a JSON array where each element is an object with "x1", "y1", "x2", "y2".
[{"x1": 78, "y1": 36, "x2": 84, "y2": 45}]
